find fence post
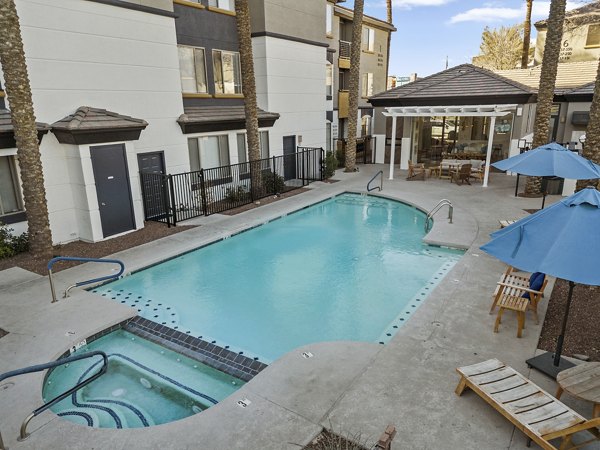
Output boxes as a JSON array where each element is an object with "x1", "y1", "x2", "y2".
[
  {"x1": 168, "y1": 174, "x2": 177, "y2": 226},
  {"x1": 272, "y1": 155, "x2": 276, "y2": 195},
  {"x1": 200, "y1": 169, "x2": 208, "y2": 216},
  {"x1": 302, "y1": 149, "x2": 307, "y2": 186},
  {"x1": 249, "y1": 161, "x2": 255, "y2": 202},
  {"x1": 320, "y1": 148, "x2": 325, "y2": 181},
  {"x1": 161, "y1": 174, "x2": 171, "y2": 228}
]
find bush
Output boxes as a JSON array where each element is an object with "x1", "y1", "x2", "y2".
[
  {"x1": 261, "y1": 170, "x2": 285, "y2": 194},
  {"x1": 335, "y1": 147, "x2": 345, "y2": 169},
  {"x1": 225, "y1": 185, "x2": 250, "y2": 203},
  {"x1": 324, "y1": 151, "x2": 337, "y2": 179},
  {"x1": 0, "y1": 222, "x2": 29, "y2": 259}
]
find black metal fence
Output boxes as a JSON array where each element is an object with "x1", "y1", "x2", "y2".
[{"x1": 140, "y1": 147, "x2": 324, "y2": 225}]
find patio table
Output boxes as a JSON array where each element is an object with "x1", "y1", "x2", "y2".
[{"x1": 556, "y1": 362, "x2": 600, "y2": 418}]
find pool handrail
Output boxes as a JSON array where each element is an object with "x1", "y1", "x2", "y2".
[
  {"x1": 0, "y1": 350, "x2": 108, "y2": 447},
  {"x1": 47, "y1": 257, "x2": 125, "y2": 303},
  {"x1": 367, "y1": 170, "x2": 384, "y2": 192},
  {"x1": 425, "y1": 199, "x2": 453, "y2": 232}
]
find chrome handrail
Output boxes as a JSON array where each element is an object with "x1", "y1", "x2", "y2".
[
  {"x1": 47, "y1": 257, "x2": 125, "y2": 303},
  {"x1": 0, "y1": 351, "x2": 108, "y2": 448},
  {"x1": 367, "y1": 170, "x2": 383, "y2": 192},
  {"x1": 425, "y1": 199, "x2": 453, "y2": 232}
]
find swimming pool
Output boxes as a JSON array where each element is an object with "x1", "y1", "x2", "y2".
[
  {"x1": 44, "y1": 330, "x2": 243, "y2": 428},
  {"x1": 94, "y1": 193, "x2": 463, "y2": 362}
]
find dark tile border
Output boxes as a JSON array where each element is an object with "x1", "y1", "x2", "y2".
[{"x1": 125, "y1": 317, "x2": 267, "y2": 382}]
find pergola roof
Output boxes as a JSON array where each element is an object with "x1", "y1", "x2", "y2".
[{"x1": 383, "y1": 104, "x2": 517, "y2": 117}]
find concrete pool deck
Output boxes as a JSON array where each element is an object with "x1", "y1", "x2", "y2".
[{"x1": 0, "y1": 166, "x2": 595, "y2": 449}]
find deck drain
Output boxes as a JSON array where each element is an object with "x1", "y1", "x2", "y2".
[
  {"x1": 301, "y1": 351, "x2": 314, "y2": 359},
  {"x1": 237, "y1": 398, "x2": 251, "y2": 408}
]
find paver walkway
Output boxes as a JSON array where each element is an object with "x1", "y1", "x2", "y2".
[{"x1": 1, "y1": 167, "x2": 595, "y2": 450}]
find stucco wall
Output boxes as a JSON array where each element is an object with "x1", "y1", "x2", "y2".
[{"x1": 534, "y1": 23, "x2": 600, "y2": 64}]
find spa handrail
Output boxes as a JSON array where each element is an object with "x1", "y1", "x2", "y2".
[
  {"x1": 425, "y1": 199, "x2": 453, "y2": 232},
  {"x1": 0, "y1": 350, "x2": 108, "y2": 448},
  {"x1": 367, "y1": 170, "x2": 383, "y2": 192},
  {"x1": 47, "y1": 257, "x2": 125, "y2": 303}
]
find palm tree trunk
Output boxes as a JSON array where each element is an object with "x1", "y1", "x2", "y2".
[
  {"x1": 521, "y1": 0, "x2": 533, "y2": 69},
  {"x1": 526, "y1": 0, "x2": 566, "y2": 196},
  {"x1": 234, "y1": 0, "x2": 262, "y2": 196},
  {"x1": 345, "y1": 0, "x2": 364, "y2": 173},
  {"x1": 0, "y1": 0, "x2": 53, "y2": 258},
  {"x1": 576, "y1": 57, "x2": 600, "y2": 192},
  {"x1": 385, "y1": 0, "x2": 392, "y2": 83}
]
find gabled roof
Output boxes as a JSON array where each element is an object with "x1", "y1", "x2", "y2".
[
  {"x1": 495, "y1": 61, "x2": 598, "y2": 92},
  {"x1": 536, "y1": 1, "x2": 600, "y2": 28},
  {"x1": 178, "y1": 106, "x2": 280, "y2": 134},
  {"x1": 51, "y1": 107, "x2": 148, "y2": 145},
  {"x1": 369, "y1": 64, "x2": 536, "y2": 107},
  {"x1": 0, "y1": 109, "x2": 51, "y2": 149},
  {"x1": 565, "y1": 81, "x2": 596, "y2": 101}
]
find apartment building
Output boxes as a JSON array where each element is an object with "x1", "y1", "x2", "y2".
[{"x1": 327, "y1": 2, "x2": 395, "y2": 160}]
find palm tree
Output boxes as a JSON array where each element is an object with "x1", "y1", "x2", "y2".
[
  {"x1": 521, "y1": 0, "x2": 533, "y2": 69},
  {"x1": 385, "y1": 0, "x2": 392, "y2": 81},
  {"x1": 525, "y1": 0, "x2": 567, "y2": 196},
  {"x1": 576, "y1": 59, "x2": 600, "y2": 192},
  {"x1": 0, "y1": 0, "x2": 53, "y2": 258},
  {"x1": 233, "y1": 0, "x2": 261, "y2": 195},
  {"x1": 345, "y1": 0, "x2": 364, "y2": 172}
]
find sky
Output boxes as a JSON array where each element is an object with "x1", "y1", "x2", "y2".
[{"x1": 343, "y1": 0, "x2": 590, "y2": 77}]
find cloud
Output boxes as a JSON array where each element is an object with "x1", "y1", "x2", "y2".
[{"x1": 449, "y1": 1, "x2": 588, "y2": 24}]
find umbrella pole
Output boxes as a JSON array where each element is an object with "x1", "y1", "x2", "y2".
[
  {"x1": 553, "y1": 281, "x2": 576, "y2": 366},
  {"x1": 542, "y1": 192, "x2": 547, "y2": 209},
  {"x1": 515, "y1": 174, "x2": 520, "y2": 197}
]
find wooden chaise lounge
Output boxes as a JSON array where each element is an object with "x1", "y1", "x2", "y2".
[{"x1": 456, "y1": 359, "x2": 600, "y2": 450}]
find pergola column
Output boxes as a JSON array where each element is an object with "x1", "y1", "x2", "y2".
[
  {"x1": 388, "y1": 115, "x2": 397, "y2": 180},
  {"x1": 483, "y1": 116, "x2": 496, "y2": 187}
]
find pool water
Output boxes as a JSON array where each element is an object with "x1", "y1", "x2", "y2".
[
  {"x1": 44, "y1": 330, "x2": 243, "y2": 428},
  {"x1": 94, "y1": 193, "x2": 464, "y2": 362}
]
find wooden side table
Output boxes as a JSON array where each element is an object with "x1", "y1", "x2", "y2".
[{"x1": 556, "y1": 362, "x2": 600, "y2": 418}]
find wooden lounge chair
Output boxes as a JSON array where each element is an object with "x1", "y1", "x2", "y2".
[
  {"x1": 407, "y1": 160, "x2": 426, "y2": 181},
  {"x1": 491, "y1": 268, "x2": 548, "y2": 321},
  {"x1": 490, "y1": 267, "x2": 530, "y2": 312},
  {"x1": 451, "y1": 163, "x2": 472, "y2": 185},
  {"x1": 456, "y1": 359, "x2": 600, "y2": 450}
]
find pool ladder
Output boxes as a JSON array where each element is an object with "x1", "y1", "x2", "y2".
[
  {"x1": 425, "y1": 199, "x2": 453, "y2": 232},
  {"x1": 0, "y1": 351, "x2": 108, "y2": 449},
  {"x1": 47, "y1": 256, "x2": 125, "y2": 303},
  {"x1": 367, "y1": 170, "x2": 383, "y2": 192}
]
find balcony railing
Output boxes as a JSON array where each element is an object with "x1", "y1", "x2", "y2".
[{"x1": 339, "y1": 40, "x2": 351, "y2": 59}]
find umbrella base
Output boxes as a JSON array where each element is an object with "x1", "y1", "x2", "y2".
[{"x1": 526, "y1": 352, "x2": 575, "y2": 379}]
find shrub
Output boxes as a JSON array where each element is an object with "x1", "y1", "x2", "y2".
[
  {"x1": 261, "y1": 170, "x2": 285, "y2": 194},
  {"x1": 335, "y1": 147, "x2": 345, "y2": 169},
  {"x1": 0, "y1": 222, "x2": 29, "y2": 259},
  {"x1": 324, "y1": 152, "x2": 337, "y2": 179},
  {"x1": 225, "y1": 185, "x2": 250, "y2": 203}
]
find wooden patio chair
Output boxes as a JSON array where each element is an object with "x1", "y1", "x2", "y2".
[
  {"x1": 456, "y1": 359, "x2": 600, "y2": 450},
  {"x1": 407, "y1": 160, "x2": 426, "y2": 181},
  {"x1": 451, "y1": 163, "x2": 472, "y2": 185}
]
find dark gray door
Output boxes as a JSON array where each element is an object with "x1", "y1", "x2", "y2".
[
  {"x1": 90, "y1": 144, "x2": 136, "y2": 238},
  {"x1": 283, "y1": 135, "x2": 296, "y2": 181}
]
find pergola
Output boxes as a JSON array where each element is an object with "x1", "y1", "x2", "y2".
[{"x1": 382, "y1": 104, "x2": 517, "y2": 187}]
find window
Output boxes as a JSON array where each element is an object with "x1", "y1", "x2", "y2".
[
  {"x1": 0, "y1": 156, "x2": 23, "y2": 217},
  {"x1": 208, "y1": 0, "x2": 233, "y2": 11},
  {"x1": 188, "y1": 135, "x2": 230, "y2": 171},
  {"x1": 213, "y1": 50, "x2": 242, "y2": 95},
  {"x1": 236, "y1": 131, "x2": 270, "y2": 160},
  {"x1": 362, "y1": 27, "x2": 375, "y2": 52},
  {"x1": 326, "y1": 63, "x2": 333, "y2": 97},
  {"x1": 326, "y1": 4, "x2": 333, "y2": 36},
  {"x1": 259, "y1": 131, "x2": 269, "y2": 160},
  {"x1": 361, "y1": 73, "x2": 373, "y2": 97},
  {"x1": 326, "y1": 122, "x2": 332, "y2": 152},
  {"x1": 586, "y1": 24, "x2": 600, "y2": 47},
  {"x1": 178, "y1": 46, "x2": 208, "y2": 94}
]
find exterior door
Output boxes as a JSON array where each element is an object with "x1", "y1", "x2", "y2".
[
  {"x1": 283, "y1": 135, "x2": 296, "y2": 181},
  {"x1": 90, "y1": 144, "x2": 136, "y2": 238},
  {"x1": 138, "y1": 152, "x2": 167, "y2": 220}
]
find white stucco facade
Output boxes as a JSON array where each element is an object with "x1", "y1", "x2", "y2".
[
  {"x1": 253, "y1": 36, "x2": 327, "y2": 154},
  {"x1": 2, "y1": 0, "x2": 187, "y2": 244}
]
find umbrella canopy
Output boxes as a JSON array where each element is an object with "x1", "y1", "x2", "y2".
[
  {"x1": 481, "y1": 187, "x2": 600, "y2": 286},
  {"x1": 492, "y1": 142, "x2": 600, "y2": 179}
]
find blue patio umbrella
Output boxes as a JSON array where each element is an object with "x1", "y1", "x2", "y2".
[
  {"x1": 481, "y1": 187, "x2": 600, "y2": 378},
  {"x1": 492, "y1": 142, "x2": 600, "y2": 207}
]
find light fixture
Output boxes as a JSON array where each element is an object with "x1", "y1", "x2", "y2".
[{"x1": 579, "y1": 134, "x2": 586, "y2": 144}]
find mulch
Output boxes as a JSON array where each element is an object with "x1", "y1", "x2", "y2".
[
  {"x1": 0, "y1": 221, "x2": 195, "y2": 276},
  {"x1": 304, "y1": 430, "x2": 367, "y2": 450},
  {"x1": 220, "y1": 188, "x2": 310, "y2": 215},
  {"x1": 321, "y1": 178, "x2": 340, "y2": 184},
  {"x1": 538, "y1": 279, "x2": 600, "y2": 362}
]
